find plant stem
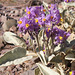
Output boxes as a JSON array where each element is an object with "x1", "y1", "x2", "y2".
[
  {"x1": 36, "y1": 34, "x2": 40, "y2": 51},
  {"x1": 51, "y1": 24, "x2": 54, "y2": 53}
]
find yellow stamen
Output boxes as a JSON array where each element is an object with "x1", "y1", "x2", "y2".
[
  {"x1": 43, "y1": 50, "x2": 45, "y2": 52},
  {"x1": 27, "y1": 11, "x2": 30, "y2": 14},
  {"x1": 64, "y1": 34, "x2": 66, "y2": 37},
  {"x1": 67, "y1": 0, "x2": 68, "y2": 2},
  {"x1": 69, "y1": 71, "x2": 72, "y2": 75},
  {"x1": 35, "y1": 19, "x2": 38, "y2": 23},
  {"x1": 39, "y1": 25, "x2": 41, "y2": 27},
  {"x1": 59, "y1": 36, "x2": 63, "y2": 40},
  {"x1": 49, "y1": 5, "x2": 51, "y2": 7},
  {"x1": 47, "y1": 28, "x2": 50, "y2": 32},
  {"x1": 60, "y1": 18, "x2": 63, "y2": 22},
  {"x1": 36, "y1": 14, "x2": 38, "y2": 17},
  {"x1": 45, "y1": 31, "x2": 46, "y2": 34},
  {"x1": 43, "y1": 18, "x2": 46, "y2": 21},
  {"x1": 25, "y1": 9, "x2": 26, "y2": 12},
  {"x1": 43, "y1": 9, "x2": 46, "y2": 12},
  {"x1": 50, "y1": 16, "x2": 53, "y2": 20},
  {"x1": 18, "y1": 21, "x2": 22, "y2": 24},
  {"x1": 60, "y1": 13, "x2": 62, "y2": 17},
  {"x1": 26, "y1": 24, "x2": 29, "y2": 28}
]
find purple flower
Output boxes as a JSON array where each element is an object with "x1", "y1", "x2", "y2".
[
  {"x1": 25, "y1": 6, "x2": 44, "y2": 18},
  {"x1": 46, "y1": 28, "x2": 51, "y2": 38},
  {"x1": 18, "y1": 17, "x2": 33, "y2": 33},
  {"x1": 35, "y1": 17, "x2": 42, "y2": 25},
  {"x1": 55, "y1": 35, "x2": 63, "y2": 44},
  {"x1": 53, "y1": 27, "x2": 70, "y2": 44},
  {"x1": 49, "y1": 4, "x2": 57, "y2": 10},
  {"x1": 48, "y1": 4, "x2": 61, "y2": 25},
  {"x1": 38, "y1": 14, "x2": 50, "y2": 26},
  {"x1": 35, "y1": 6, "x2": 43, "y2": 17},
  {"x1": 69, "y1": 71, "x2": 75, "y2": 75},
  {"x1": 41, "y1": 14, "x2": 46, "y2": 23},
  {"x1": 72, "y1": 71, "x2": 75, "y2": 75},
  {"x1": 64, "y1": 0, "x2": 72, "y2": 3},
  {"x1": 25, "y1": 7, "x2": 36, "y2": 18},
  {"x1": 33, "y1": 23, "x2": 40, "y2": 34},
  {"x1": 18, "y1": 17, "x2": 26, "y2": 32}
]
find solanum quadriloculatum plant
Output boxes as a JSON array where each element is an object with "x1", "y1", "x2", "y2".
[
  {"x1": 18, "y1": 4, "x2": 70, "y2": 54},
  {"x1": 64, "y1": 0, "x2": 75, "y2": 3}
]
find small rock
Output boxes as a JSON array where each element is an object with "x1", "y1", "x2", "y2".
[
  {"x1": 3, "y1": 11, "x2": 6, "y2": 13},
  {"x1": 0, "y1": 4, "x2": 3, "y2": 8},
  {"x1": 12, "y1": 68, "x2": 17, "y2": 73},
  {"x1": 0, "y1": 67, "x2": 5, "y2": 72},
  {"x1": 2, "y1": 17, "x2": 17, "y2": 31},
  {"x1": 1, "y1": 15, "x2": 7, "y2": 23},
  {"x1": 31, "y1": 0, "x2": 42, "y2": 6},
  {"x1": 14, "y1": 10, "x2": 20, "y2": 16},
  {"x1": 20, "y1": 9, "x2": 25, "y2": 16},
  {"x1": 20, "y1": 69, "x2": 35, "y2": 75},
  {"x1": 4, "y1": 71, "x2": 10, "y2": 75},
  {"x1": 6, "y1": 66, "x2": 11, "y2": 72},
  {"x1": 16, "y1": 65, "x2": 22, "y2": 71},
  {"x1": 10, "y1": 64, "x2": 16, "y2": 70},
  {"x1": 15, "y1": 72, "x2": 18, "y2": 75},
  {"x1": 3, "y1": 7, "x2": 7, "y2": 10},
  {"x1": 9, "y1": 10, "x2": 15, "y2": 14},
  {"x1": 31, "y1": 64, "x2": 38, "y2": 70}
]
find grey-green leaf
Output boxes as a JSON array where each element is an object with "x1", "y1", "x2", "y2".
[
  {"x1": 67, "y1": 33, "x2": 75, "y2": 43},
  {"x1": 0, "y1": 56, "x2": 33, "y2": 67},
  {"x1": 35, "y1": 68, "x2": 40, "y2": 75},
  {"x1": 65, "y1": 51, "x2": 75, "y2": 60},
  {"x1": 36, "y1": 63, "x2": 60, "y2": 75},
  {"x1": 37, "y1": 51, "x2": 47, "y2": 65},
  {"x1": 50, "y1": 55, "x2": 63, "y2": 63},
  {"x1": 0, "y1": 47, "x2": 26, "y2": 65},
  {"x1": 54, "y1": 44, "x2": 61, "y2": 52},
  {"x1": 3, "y1": 32, "x2": 26, "y2": 47}
]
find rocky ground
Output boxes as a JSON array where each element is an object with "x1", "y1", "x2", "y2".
[
  {"x1": 0, "y1": 1, "x2": 42, "y2": 75},
  {"x1": 0, "y1": 0, "x2": 75, "y2": 75}
]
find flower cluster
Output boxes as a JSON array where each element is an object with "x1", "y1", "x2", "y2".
[
  {"x1": 18, "y1": 4, "x2": 70, "y2": 45},
  {"x1": 53, "y1": 27, "x2": 70, "y2": 44},
  {"x1": 18, "y1": 4, "x2": 61, "y2": 33},
  {"x1": 64, "y1": 0, "x2": 75, "y2": 3},
  {"x1": 18, "y1": 6, "x2": 42, "y2": 34},
  {"x1": 46, "y1": 27, "x2": 70, "y2": 45}
]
